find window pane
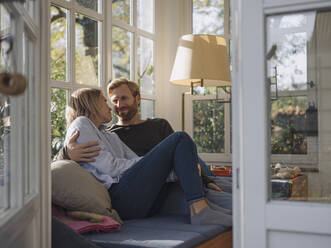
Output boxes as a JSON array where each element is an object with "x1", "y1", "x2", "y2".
[
  {"x1": 267, "y1": 10, "x2": 331, "y2": 203},
  {"x1": 51, "y1": 88, "x2": 67, "y2": 159},
  {"x1": 140, "y1": 99, "x2": 154, "y2": 119},
  {"x1": 267, "y1": 13, "x2": 314, "y2": 91},
  {"x1": 112, "y1": 0, "x2": 130, "y2": 25},
  {"x1": 24, "y1": 0, "x2": 35, "y2": 20},
  {"x1": 193, "y1": 0, "x2": 224, "y2": 35},
  {"x1": 138, "y1": 36, "x2": 154, "y2": 94},
  {"x1": 271, "y1": 96, "x2": 308, "y2": 155},
  {"x1": 75, "y1": 14, "x2": 100, "y2": 86},
  {"x1": 23, "y1": 34, "x2": 37, "y2": 197},
  {"x1": 0, "y1": 5, "x2": 13, "y2": 211},
  {"x1": 137, "y1": 0, "x2": 154, "y2": 33},
  {"x1": 112, "y1": 26, "x2": 131, "y2": 79},
  {"x1": 193, "y1": 100, "x2": 225, "y2": 153},
  {"x1": 77, "y1": 0, "x2": 100, "y2": 12},
  {"x1": 50, "y1": 5, "x2": 68, "y2": 81},
  {"x1": 0, "y1": 96, "x2": 10, "y2": 211}
]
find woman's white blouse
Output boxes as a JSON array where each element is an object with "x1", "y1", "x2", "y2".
[{"x1": 64, "y1": 116, "x2": 142, "y2": 189}]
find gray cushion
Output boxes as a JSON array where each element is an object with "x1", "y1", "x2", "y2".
[
  {"x1": 85, "y1": 215, "x2": 229, "y2": 248},
  {"x1": 84, "y1": 176, "x2": 231, "y2": 248}
]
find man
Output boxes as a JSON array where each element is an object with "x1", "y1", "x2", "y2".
[{"x1": 55, "y1": 78, "x2": 232, "y2": 198}]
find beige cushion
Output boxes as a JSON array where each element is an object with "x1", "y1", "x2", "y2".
[{"x1": 51, "y1": 160, "x2": 122, "y2": 223}]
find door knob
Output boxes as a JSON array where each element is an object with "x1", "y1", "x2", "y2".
[{"x1": 0, "y1": 72, "x2": 27, "y2": 96}]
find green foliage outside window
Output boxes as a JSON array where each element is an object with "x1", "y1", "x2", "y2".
[
  {"x1": 50, "y1": 6, "x2": 68, "y2": 158},
  {"x1": 193, "y1": 0, "x2": 225, "y2": 35},
  {"x1": 271, "y1": 96, "x2": 307, "y2": 154},
  {"x1": 112, "y1": 0, "x2": 130, "y2": 24},
  {"x1": 193, "y1": 100, "x2": 225, "y2": 153},
  {"x1": 50, "y1": 5, "x2": 67, "y2": 81},
  {"x1": 51, "y1": 88, "x2": 67, "y2": 158}
]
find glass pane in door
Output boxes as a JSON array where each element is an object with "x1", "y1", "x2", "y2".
[
  {"x1": 22, "y1": 33, "x2": 37, "y2": 198},
  {"x1": 267, "y1": 10, "x2": 331, "y2": 202},
  {"x1": 0, "y1": 4, "x2": 14, "y2": 211}
]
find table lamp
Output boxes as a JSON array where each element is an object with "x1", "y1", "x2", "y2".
[{"x1": 170, "y1": 34, "x2": 231, "y2": 130}]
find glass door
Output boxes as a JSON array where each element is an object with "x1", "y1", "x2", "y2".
[{"x1": 232, "y1": 1, "x2": 331, "y2": 248}]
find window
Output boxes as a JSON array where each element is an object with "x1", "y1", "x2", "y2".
[
  {"x1": 111, "y1": 0, "x2": 156, "y2": 119},
  {"x1": 50, "y1": 1, "x2": 157, "y2": 157},
  {"x1": 0, "y1": 1, "x2": 39, "y2": 220},
  {"x1": 267, "y1": 11, "x2": 318, "y2": 166},
  {"x1": 187, "y1": 0, "x2": 231, "y2": 164},
  {"x1": 50, "y1": 0, "x2": 104, "y2": 158}
]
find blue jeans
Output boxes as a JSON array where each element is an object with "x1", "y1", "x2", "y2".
[
  {"x1": 198, "y1": 157, "x2": 214, "y2": 176},
  {"x1": 109, "y1": 132, "x2": 204, "y2": 220}
]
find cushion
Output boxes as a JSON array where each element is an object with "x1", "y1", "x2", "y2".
[
  {"x1": 85, "y1": 215, "x2": 230, "y2": 248},
  {"x1": 52, "y1": 205, "x2": 120, "y2": 234},
  {"x1": 51, "y1": 160, "x2": 122, "y2": 224}
]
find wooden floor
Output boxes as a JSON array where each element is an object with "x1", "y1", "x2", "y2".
[{"x1": 195, "y1": 230, "x2": 232, "y2": 248}]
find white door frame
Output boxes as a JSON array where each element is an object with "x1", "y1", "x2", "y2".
[
  {"x1": 0, "y1": 0, "x2": 51, "y2": 247},
  {"x1": 232, "y1": 0, "x2": 331, "y2": 247}
]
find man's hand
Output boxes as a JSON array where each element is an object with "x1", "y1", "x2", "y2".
[
  {"x1": 67, "y1": 130, "x2": 101, "y2": 162},
  {"x1": 206, "y1": 182, "x2": 223, "y2": 192}
]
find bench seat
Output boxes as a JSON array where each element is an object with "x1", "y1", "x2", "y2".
[
  {"x1": 84, "y1": 181, "x2": 232, "y2": 248},
  {"x1": 84, "y1": 215, "x2": 230, "y2": 248}
]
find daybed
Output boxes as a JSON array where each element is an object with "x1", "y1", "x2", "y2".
[
  {"x1": 52, "y1": 160, "x2": 232, "y2": 248},
  {"x1": 84, "y1": 182, "x2": 232, "y2": 248}
]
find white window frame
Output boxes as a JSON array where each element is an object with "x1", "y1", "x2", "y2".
[
  {"x1": 185, "y1": 92, "x2": 232, "y2": 165},
  {"x1": 50, "y1": 0, "x2": 105, "y2": 93},
  {"x1": 111, "y1": 0, "x2": 157, "y2": 117},
  {"x1": 185, "y1": 0, "x2": 232, "y2": 165},
  {"x1": 49, "y1": 0, "x2": 106, "y2": 159},
  {"x1": 49, "y1": 0, "x2": 158, "y2": 127},
  {"x1": 0, "y1": 1, "x2": 42, "y2": 245}
]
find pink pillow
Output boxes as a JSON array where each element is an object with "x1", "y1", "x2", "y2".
[{"x1": 52, "y1": 205, "x2": 121, "y2": 234}]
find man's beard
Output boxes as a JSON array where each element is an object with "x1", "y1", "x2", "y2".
[{"x1": 116, "y1": 102, "x2": 138, "y2": 122}]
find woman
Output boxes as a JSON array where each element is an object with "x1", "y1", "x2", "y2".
[{"x1": 64, "y1": 88, "x2": 232, "y2": 226}]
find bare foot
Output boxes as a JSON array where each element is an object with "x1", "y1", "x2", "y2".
[{"x1": 190, "y1": 199, "x2": 208, "y2": 216}]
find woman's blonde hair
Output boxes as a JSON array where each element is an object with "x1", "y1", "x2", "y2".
[{"x1": 66, "y1": 88, "x2": 103, "y2": 126}]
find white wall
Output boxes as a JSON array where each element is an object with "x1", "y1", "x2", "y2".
[{"x1": 155, "y1": 0, "x2": 191, "y2": 131}]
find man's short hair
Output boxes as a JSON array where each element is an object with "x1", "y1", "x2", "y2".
[{"x1": 107, "y1": 78, "x2": 140, "y2": 97}]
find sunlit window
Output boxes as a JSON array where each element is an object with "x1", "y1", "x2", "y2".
[
  {"x1": 112, "y1": 0, "x2": 156, "y2": 119},
  {"x1": 190, "y1": 0, "x2": 231, "y2": 163},
  {"x1": 49, "y1": 0, "x2": 104, "y2": 157}
]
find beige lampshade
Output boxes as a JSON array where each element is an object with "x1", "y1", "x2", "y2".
[{"x1": 170, "y1": 34, "x2": 231, "y2": 87}]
